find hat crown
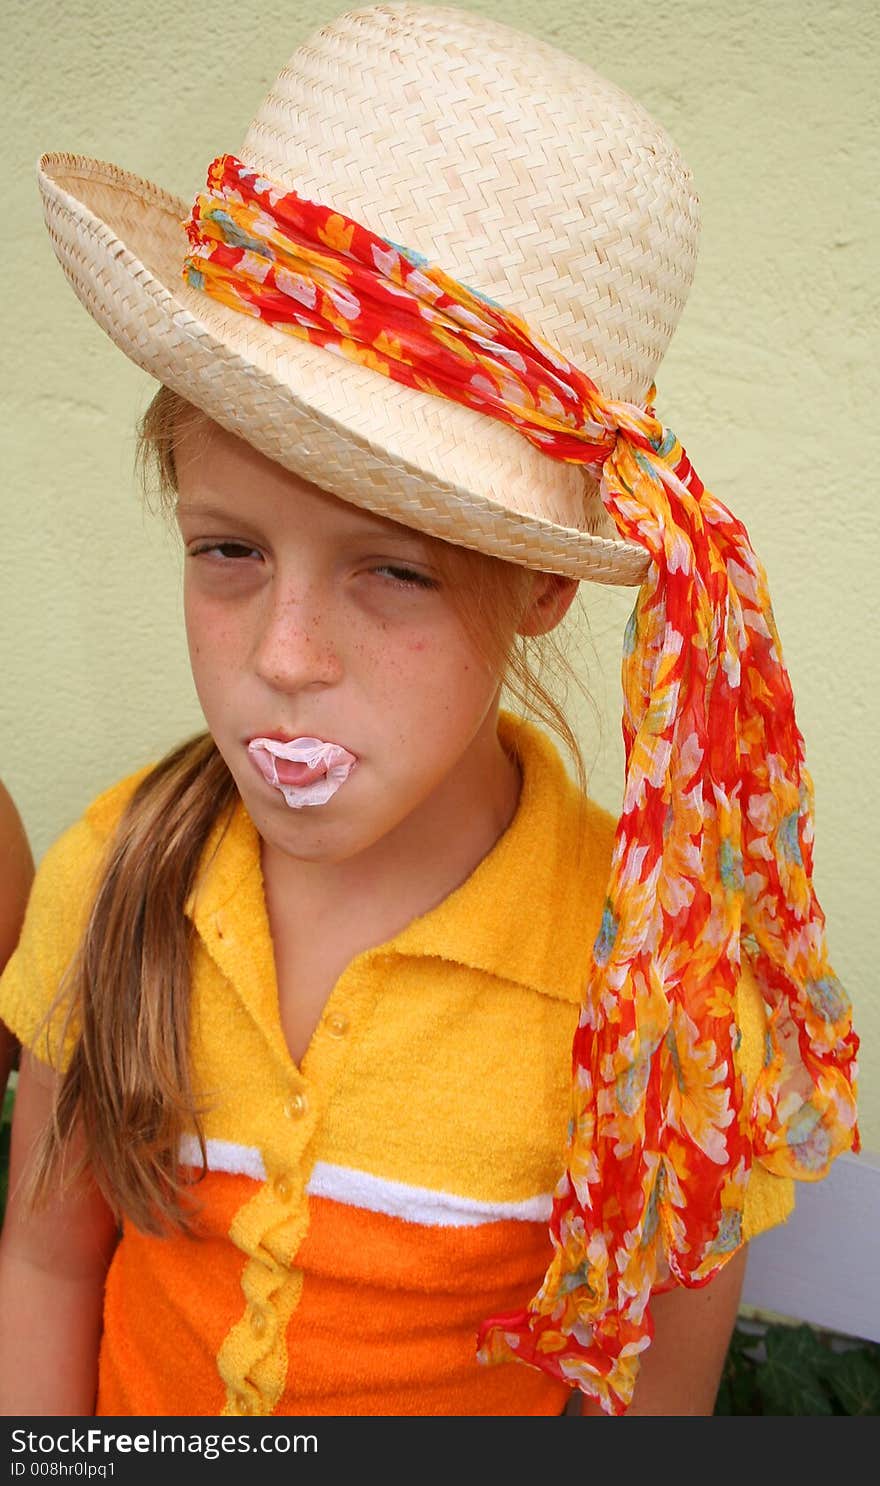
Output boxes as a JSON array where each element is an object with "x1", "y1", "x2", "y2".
[{"x1": 240, "y1": 2, "x2": 700, "y2": 402}]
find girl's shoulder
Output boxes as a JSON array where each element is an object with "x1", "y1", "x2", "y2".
[
  {"x1": 28, "y1": 766, "x2": 156, "y2": 891},
  {"x1": 29, "y1": 762, "x2": 157, "y2": 898},
  {"x1": 0, "y1": 762, "x2": 156, "y2": 1068},
  {"x1": 81, "y1": 761, "x2": 157, "y2": 841}
]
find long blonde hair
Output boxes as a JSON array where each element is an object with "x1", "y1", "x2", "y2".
[{"x1": 23, "y1": 385, "x2": 597, "y2": 1234}]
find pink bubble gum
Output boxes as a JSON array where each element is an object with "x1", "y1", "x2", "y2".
[{"x1": 247, "y1": 736, "x2": 358, "y2": 809}]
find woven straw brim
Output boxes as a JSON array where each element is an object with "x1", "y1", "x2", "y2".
[{"x1": 38, "y1": 152, "x2": 651, "y2": 586}]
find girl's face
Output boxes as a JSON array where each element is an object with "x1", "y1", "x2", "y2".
[{"x1": 174, "y1": 421, "x2": 575, "y2": 872}]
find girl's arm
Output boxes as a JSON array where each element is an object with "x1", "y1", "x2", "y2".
[
  {"x1": 0, "y1": 779, "x2": 36, "y2": 1096},
  {"x1": 580, "y1": 1244, "x2": 748, "y2": 1417},
  {"x1": 0, "y1": 1025, "x2": 20, "y2": 1108},
  {"x1": 0, "y1": 1049, "x2": 120, "y2": 1415}
]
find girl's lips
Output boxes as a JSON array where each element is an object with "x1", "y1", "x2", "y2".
[{"x1": 246, "y1": 735, "x2": 358, "y2": 809}]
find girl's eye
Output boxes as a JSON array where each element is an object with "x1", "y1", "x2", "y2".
[
  {"x1": 187, "y1": 548, "x2": 434, "y2": 588},
  {"x1": 190, "y1": 542, "x2": 261, "y2": 562},
  {"x1": 374, "y1": 565, "x2": 437, "y2": 590}
]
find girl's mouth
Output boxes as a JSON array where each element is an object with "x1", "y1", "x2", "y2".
[{"x1": 246, "y1": 735, "x2": 358, "y2": 808}]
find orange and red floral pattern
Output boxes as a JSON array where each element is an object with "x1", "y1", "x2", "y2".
[{"x1": 183, "y1": 155, "x2": 859, "y2": 1415}]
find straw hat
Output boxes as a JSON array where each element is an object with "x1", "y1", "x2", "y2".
[{"x1": 37, "y1": 0, "x2": 700, "y2": 586}]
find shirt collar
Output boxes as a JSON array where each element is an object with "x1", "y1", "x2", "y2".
[{"x1": 184, "y1": 708, "x2": 615, "y2": 1005}]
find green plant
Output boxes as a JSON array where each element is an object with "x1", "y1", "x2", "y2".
[{"x1": 716, "y1": 1319, "x2": 880, "y2": 1415}]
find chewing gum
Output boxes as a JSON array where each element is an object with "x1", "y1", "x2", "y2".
[{"x1": 247, "y1": 736, "x2": 358, "y2": 809}]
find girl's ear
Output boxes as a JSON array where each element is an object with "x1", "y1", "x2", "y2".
[{"x1": 517, "y1": 572, "x2": 580, "y2": 637}]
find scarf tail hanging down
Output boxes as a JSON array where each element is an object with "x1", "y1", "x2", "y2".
[{"x1": 182, "y1": 156, "x2": 860, "y2": 1416}]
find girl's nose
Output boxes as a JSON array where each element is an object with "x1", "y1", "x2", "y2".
[{"x1": 252, "y1": 583, "x2": 344, "y2": 693}]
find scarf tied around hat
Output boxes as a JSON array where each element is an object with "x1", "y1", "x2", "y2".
[{"x1": 182, "y1": 155, "x2": 860, "y2": 1416}]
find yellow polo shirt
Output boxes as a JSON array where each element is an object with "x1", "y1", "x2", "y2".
[{"x1": 0, "y1": 709, "x2": 793, "y2": 1416}]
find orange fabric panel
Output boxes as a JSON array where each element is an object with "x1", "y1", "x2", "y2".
[
  {"x1": 279, "y1": 1196, "x2": 571, "y2": 1415},
  {"x1": 96, "y1": 1171, "x2": 255, "y2": 1416},
  {"x1": 96, "y1": 1177, "x2": 573, "y2": 1416}
]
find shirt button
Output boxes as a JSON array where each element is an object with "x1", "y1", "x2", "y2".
[
  {"x1": 283, "y1": 1091, "x2": 308, "y2": 1120},
  {"x1": 250, "y1": 1307, "x2": 268, "y2": 1338},
  {"x1": 273, "y1": 1173, "x2": 293, "y2": 1202},
  {"x1": 326, "y1": 1012, "x2": 349, "y2": 1038}
]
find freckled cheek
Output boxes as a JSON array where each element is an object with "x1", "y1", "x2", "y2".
[
  {"x1": 365, "y1": 629, "x2": 437, "y2": 668},
  {"x1": 184, "y1": 594, "x2": 247, "y2": 676},
  {"x1": 361, "y1": 632, "x2": 483, "y2": 710}
]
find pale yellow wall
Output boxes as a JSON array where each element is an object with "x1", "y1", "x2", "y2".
[{"x1": 3, "y1": 2, "x2": 877, "y2": 1147}]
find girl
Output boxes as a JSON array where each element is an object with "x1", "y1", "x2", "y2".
[{"x1": 0, "y1": 3, "x2": 859, "y2": 1418}]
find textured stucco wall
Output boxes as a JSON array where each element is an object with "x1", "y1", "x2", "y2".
[{"x1": 3, "y1": 2, "x2": 877, "y2": 1146}]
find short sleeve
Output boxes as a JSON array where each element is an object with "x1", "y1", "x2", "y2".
[
  {"x1": 0, "y1": 766, "x2": 151, "y2": 1076},
  {"x1": 734, "y1": 957, "x2": 796, "y2": 1239}
]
